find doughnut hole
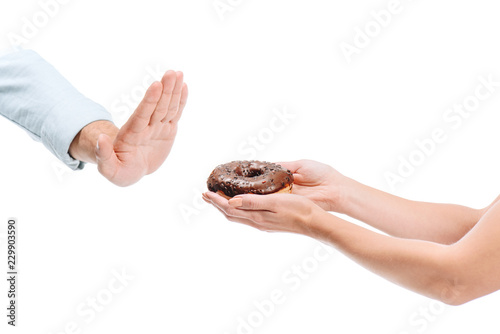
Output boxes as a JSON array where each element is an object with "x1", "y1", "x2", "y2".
[{"x1": 235, "y1": 165, "x2": 266, "y2": 178}]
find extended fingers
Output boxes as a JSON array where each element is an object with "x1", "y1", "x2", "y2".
[
  {"x1": 202, "y1": 193, "x2": 271, "y2": 231},
  {"x1": 150, "y1": 71, "x2": 183, "y2": 125},
  {"x1": 148, "y1": 70, "x2": 177, "y2": 124},
  {"x1": 204, "y1": 192, "x2": 242, "y2": 217},
  {"x1": 202, "y1": 195, "x2": 257, "y2": 225},
  {"x1": 204, "y1": 192, "x2": 266, "y2": 219},
  {"x1": 171, "y1": 83, "x2": 188, "y2": 123},
  {"x1": 123, "y1": 81, "x2": 163, "y2": 133},
  {"x1": 228, "y1": 194, "x2": 278, "y2": 212},
  {"x1": 161, "y1": 72, "x2": 184, "y2": 123},
  {"x1": 121, "y1": 70, "x2": 186, "y2": 135}
]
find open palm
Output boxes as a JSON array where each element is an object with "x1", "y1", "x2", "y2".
[{"x1": 96, "y1": 71, "x2": 188, "y2": 186}]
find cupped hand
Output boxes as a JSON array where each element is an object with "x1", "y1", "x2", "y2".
[
  {"x1": 96, "y1": 71, "x2": 188, "y2": 186},
  {"x1": 202, "y1": 191, "x2": 324, "y2": 237},
  {"x1": 278, "y1": 160, "x2": 347, "y2": 212}
]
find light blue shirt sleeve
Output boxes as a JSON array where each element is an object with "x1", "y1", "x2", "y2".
[{"x1": 0, "y1": 49, "x2": 113, "y2": 170}]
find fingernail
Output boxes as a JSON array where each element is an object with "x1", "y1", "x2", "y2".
[{"x1": 229, "y1": 197, "x2": 243, "y2": 207}]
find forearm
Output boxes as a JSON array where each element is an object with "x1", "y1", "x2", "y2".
[
  {"x1": 69, "y1": 120, "x2": 118, "y2": 164},
  {"x1": 310, "y1": 210, "x2": 461, "y2": 303},
  {"x1": 337, "y1": 177, "x2": 483, "y2": 244}
]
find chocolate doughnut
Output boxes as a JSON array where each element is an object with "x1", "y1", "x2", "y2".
[{"x1": 207, "y1": 160, "x2": 294, "y2": 199}]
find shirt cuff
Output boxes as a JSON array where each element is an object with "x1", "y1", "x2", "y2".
[{"x1": 0, "y1": 49, "x2": 114, "y2": 170}]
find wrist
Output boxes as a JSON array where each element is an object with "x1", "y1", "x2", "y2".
[
  {"x1": 304, "y1": 205, "x2": 336, "y2": 243},
  {"x1": 335, "y1": 177, "x2": 367, "y2": 217},
  {"x1": 327, "y1": 174, "x2": 356, "y2": 214}
]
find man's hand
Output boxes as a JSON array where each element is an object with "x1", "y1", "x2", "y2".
[{"x1": 69, "y1": 70, "x2": 188, "y2": 186}]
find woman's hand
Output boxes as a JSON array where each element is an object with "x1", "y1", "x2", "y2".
[
  {"x1": 202, "y1": 191, "x2": 325, "y2": 238},
  {"x1": 278, "y1": 160, "x2": 348, "y2": 212}
]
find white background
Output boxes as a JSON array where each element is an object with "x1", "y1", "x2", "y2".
[{"x1": 1, "y1": 0, "x2": 500, "y2": 333}]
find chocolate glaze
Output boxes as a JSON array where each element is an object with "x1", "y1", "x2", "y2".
[{"x1": 207, "y1": 160, "x2": 294, "y2": 198}]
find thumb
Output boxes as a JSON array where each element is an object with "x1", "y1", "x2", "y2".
[
  {"x1": 275, "y1": 161, "x2": 299, "y2": 173},
  {"x1": 275, "y1": 161, "x2": 304, "y2": 183},
  {"x1": 96, "y1": 134, "x2": 119, "y2": 179},
  {"x1": 229, "y1": 194, "x2": 276, "y2": 211},
  {"x1": 291, "y1": 173, "x2": 307, "y2": 184}
]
